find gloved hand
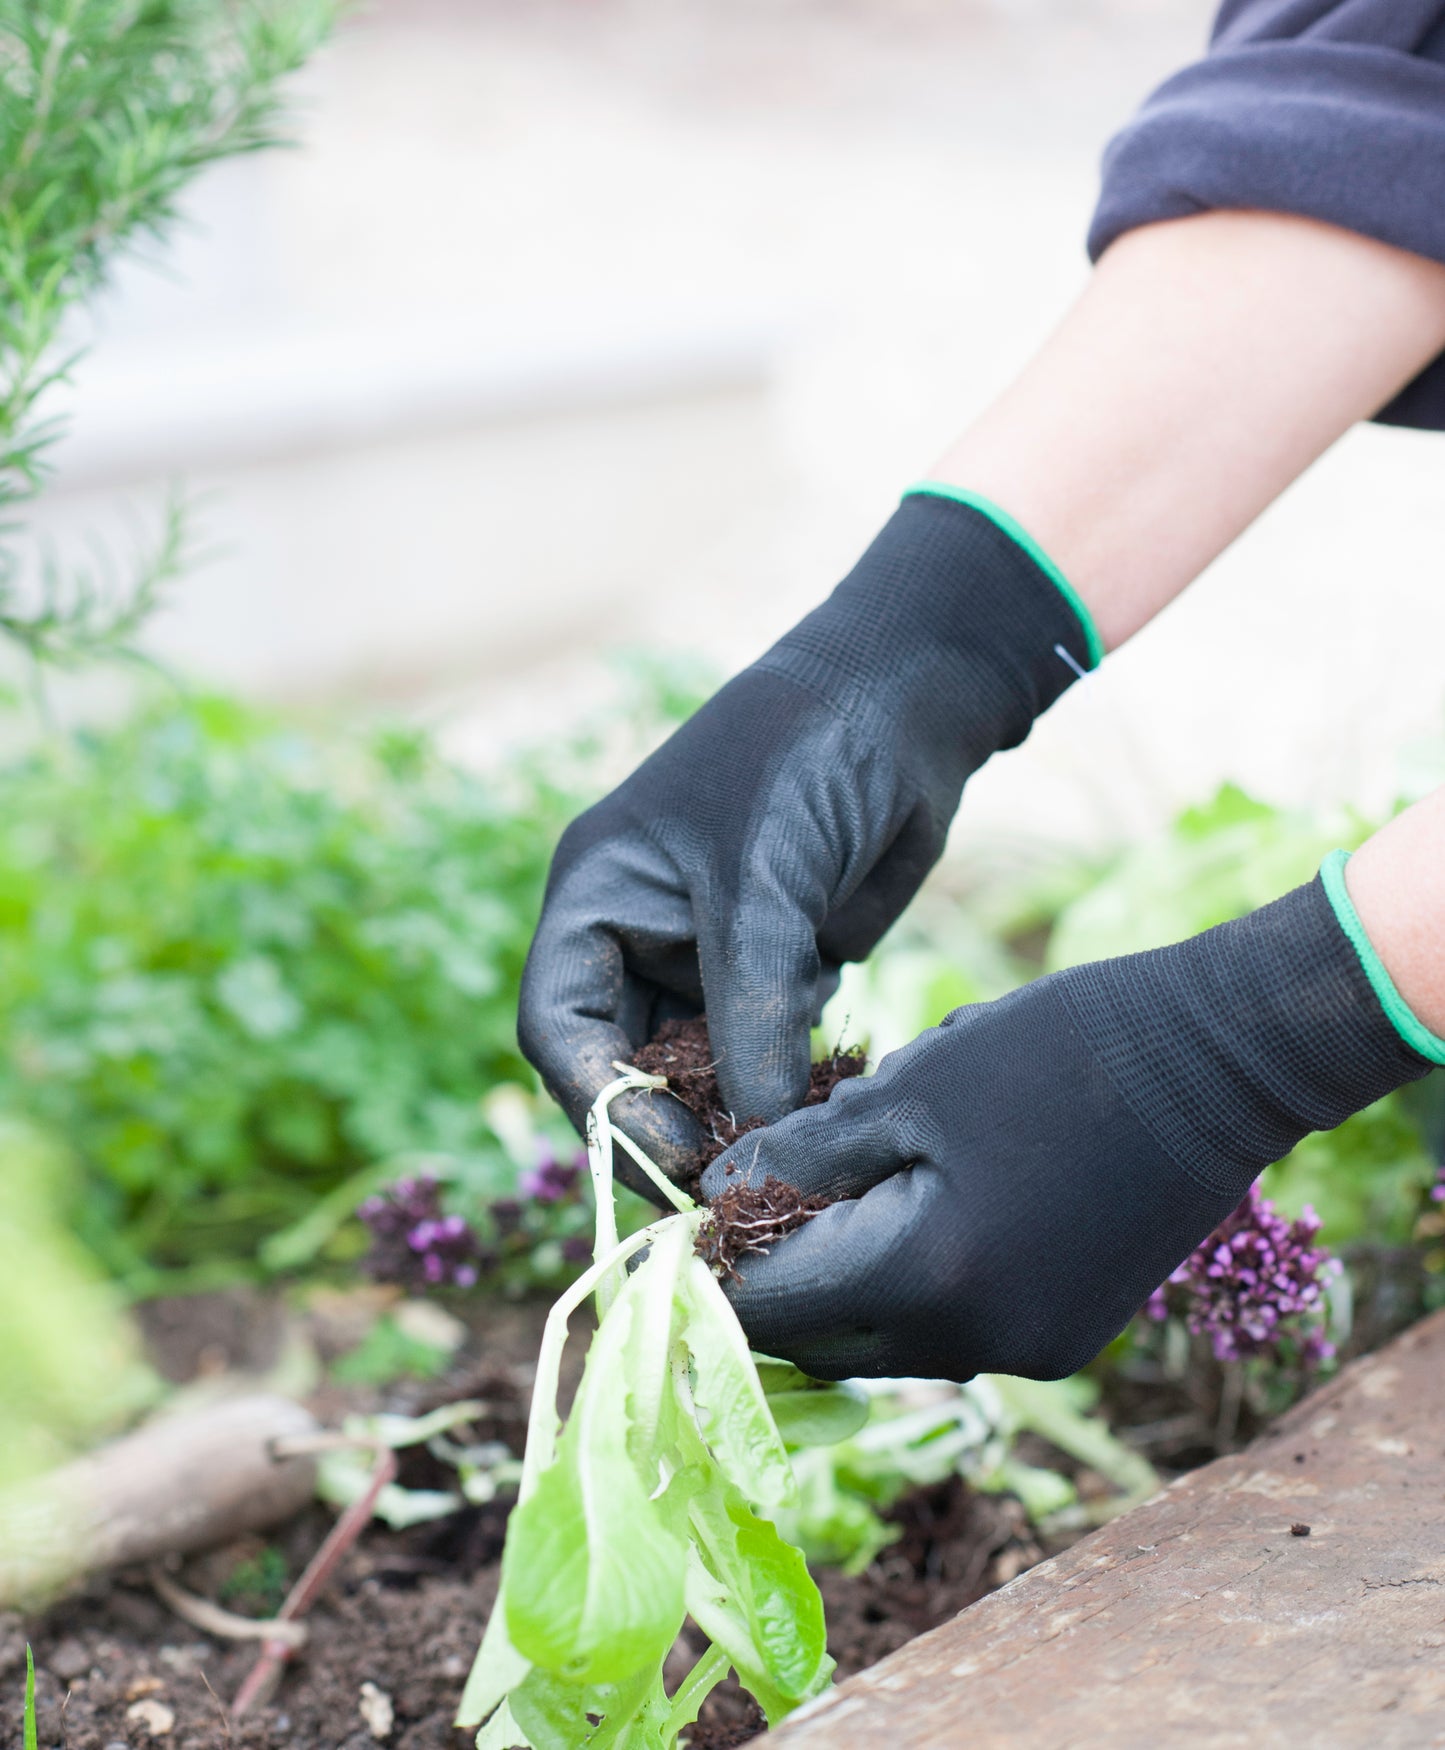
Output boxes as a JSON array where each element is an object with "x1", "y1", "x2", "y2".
[
  {"x1": 700, "y1": 861, "x2": 1441, "y2": 1381},
  {"x1": 519, "y1": 486, "x2": 1100, "y2": 1189}
]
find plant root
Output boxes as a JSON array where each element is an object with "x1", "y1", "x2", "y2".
[
  {"x1": 695, "y1": 1175, "x2": 830, "y2": 1283},
  {"x1": 632, "y1": 1015, "x2": 864, "y2": 1192}
]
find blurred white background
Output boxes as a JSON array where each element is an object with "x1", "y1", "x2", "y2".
[{"x1": 28, "y1": 0, "x2": 1445, "y2": 853}]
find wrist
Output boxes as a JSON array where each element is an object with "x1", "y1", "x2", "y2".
[{"x1": 931, "y1": 213, "x2": 1445, "y2": 651}]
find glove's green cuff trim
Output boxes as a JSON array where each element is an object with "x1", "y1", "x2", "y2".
[
  {"x1": 1321, "y1": 848, "x2": 1445, "y2": 1066},
  {"x1": 903, "y1": 481, "x2": 1106, "y2": 670}
]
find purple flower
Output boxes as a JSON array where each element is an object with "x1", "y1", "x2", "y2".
[
  {"x1": 519, "y1": 1149, "x2": 584, "y2": 1205},
  {"x1": 1146, "y1": 1186, "x2": 1338, "y2": 1367},
  {"x1": 561, "y1": 1235, "x2": 593, "y2": 1264},
  {"x1": 359, "y1": 1173, "x2": 484, "y2": 1291},
  {"x1": 490, "y1": 1197, "x2": 523, "y2": 1236}
]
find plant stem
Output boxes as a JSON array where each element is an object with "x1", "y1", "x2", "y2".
[
  {"x1": 665, "y1": 1642, "x2": 732, "y2": 1743},
  {"x1": 583, "y1": 1070, "x2": 667, "y2": 1313},
  {"x1": 610, "y1": 1123, "x2": 697, "y2": 1215}
]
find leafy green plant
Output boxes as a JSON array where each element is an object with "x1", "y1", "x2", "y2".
[
  {"x1": 0, "y1": 695, "x2": 578, "y2": 1282},
  {"x1": 777, "y1": 1371, "x2": 1157, "y2": 1574},
  {"x1": 458, "y1": 1072, "x2": 867, "y2": 1748},
  {"x1": 314, "y1": 1401, "x2": 510, "y2": 1532},
  {"x1": 218, "y1": 1545, "x2": 290, "y2": 1617},
  {"x1": 330, "y1": 1313, "x2": 455, "y2": 1387},
  {"x1": 0, "y1": 0, "x2": 340, "y2": 675}
]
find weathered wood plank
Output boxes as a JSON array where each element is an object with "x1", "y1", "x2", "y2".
[{"x1": 765, "y1": 1311, "x2": 1445, "y2": 1748}]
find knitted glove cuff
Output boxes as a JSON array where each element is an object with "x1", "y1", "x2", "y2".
[
  {"x1": 1057, "y1": 871, "x2": 1435, "y2": 1202},
  {"x1": 755, "y1": 489, "x2": 1097, "y2": 776}
]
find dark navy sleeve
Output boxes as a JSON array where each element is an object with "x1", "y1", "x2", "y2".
[{"x1": 1088, "y1": 1, "x2": 1445, "y2": 430}]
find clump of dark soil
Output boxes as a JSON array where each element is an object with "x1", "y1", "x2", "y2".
[
  {"x1": 632, "y1": 1013, "x2": 863, "y2": 1296},
  {"x1": 631, "y1": 1015, "x2": 864, "y2": 1189},
  {"x1": 631, "y1": 1013, "x2": 863, "y2": 1279},
  {"x1": 695, "y1": 1176, "x2": 830, "y2": 1282}
]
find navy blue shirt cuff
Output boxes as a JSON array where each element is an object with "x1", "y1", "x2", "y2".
[{"x1": 1089, "y1": 11, "x2": 1445, "y2": 431}]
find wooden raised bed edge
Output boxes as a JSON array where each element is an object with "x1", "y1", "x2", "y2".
[{"x1": 763, "y1": 1310, "x2": 1445, "y2": 1748}]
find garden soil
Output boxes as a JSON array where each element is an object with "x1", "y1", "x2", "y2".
[
  {"x1": 2, "y1": 1293, "x2": 1046, "y2": 1750},
  {"x1": 631, "y1": 1015, "x2": 865, "y2": 1190}
]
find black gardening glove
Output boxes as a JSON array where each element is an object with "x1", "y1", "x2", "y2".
[
  {"x1": 519, "y1": 487, "x2": 1100, "y2": 1190},
  {"x1": 700, "y1": 865, "x2": 1439, "y2": 1381}
]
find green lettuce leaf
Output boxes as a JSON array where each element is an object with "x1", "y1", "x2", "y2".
[
  {"x1": 473, "y1": 1697, "x2": 531, "y2": 1749},
  {"x1": 456, "y1": 1600, "x2": 532, "y2": 1730},
  {"x1": 680, "y1": 1260, "x2": 795, "y2": 1508},
  {"x1": 510, "y1": 1664, "x2": 672, "y2": 1750},
  {"x1": 756, "y1": 1361, "x2": 870, "y2": 1447},
  {"x1": 685, "y1": 1484, "x2": 833, "y2": 1725},
  {"x1": 504, "y1": 1248, "x2": 690, "y2": 1682}
]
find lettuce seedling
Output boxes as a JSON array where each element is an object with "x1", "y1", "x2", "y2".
[{"x1": 457, "y1": 1070, "x2": 866, "y2": 1748}]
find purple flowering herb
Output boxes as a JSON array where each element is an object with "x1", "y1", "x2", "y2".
[
  {"x1": 1431, "y1": 1161, "x2": 1445, "y2": 1204},
  {"x1": 490, "y1": 1196, "x2": 524, "y2": 1236},
  {"x1": 359, "y1": 1173, "x2": 484, "y2": 1291},
  {"x1": 1146, "y1": 1185, "x2": 1339, "y2": 1367},
  {"x1": 518, "y1": 1149, "x2": 585, "y2": 1205}
]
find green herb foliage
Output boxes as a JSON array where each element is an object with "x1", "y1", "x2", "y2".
[
  {"x1": 0, "y1": 0, "x2": 340, "y2": 670},
  {"x1": 330, "y1": 1314, "x2": 455, "y2": 1387},
  {"x1": 0, "y1": 695, "x2": 574, "y2": 1282}
]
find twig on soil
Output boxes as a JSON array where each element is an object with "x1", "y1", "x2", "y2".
[
  {"x1": 199, "y1": 1670, "x2": 234, "y2": 1747},
  {"x1": 148, "y1": 1564, "x2": 309, "y2": 1646},
  {"x1": 231, "y1": 1442, "x2": 399, "y2": 1718},
  {"x1": 268, "y1": 1429, "x2": 395, "y2": 1459}
]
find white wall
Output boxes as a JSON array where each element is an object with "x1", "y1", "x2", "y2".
[{"x1": 24, "y1": 0, "x2": 1445, "y2": 853}]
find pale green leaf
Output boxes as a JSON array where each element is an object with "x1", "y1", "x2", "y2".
[
  {"x1": 988, "y1": 1374, "x2": 1158, "y2": 1503},
  {"x1": 680, "y1": 1259, "x2": 795, "y2": 1508},
  {"x1": 503, "y1": 1287, "x2": 687, "y2": 1682},
  {"x1": 757, "y1": 1362, "x2": 870, "y2": 1447},
  {"x1": 457, "y1": 1605, "x2": 532, "y2": 1730},
  {"x1": 473, "y1": 1697, "x2": 532, "y2": 1750},
  {"x1": 510, "y1": 1664, "x2": 671, "y2": 1749}
]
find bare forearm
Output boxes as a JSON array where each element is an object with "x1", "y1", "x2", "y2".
[
  {"x1": 934, "y1": 212, "x2": 1445, "y2": 650},
  {"x1": 1346, "y1": 789, "x2": 1445, "y2": 1039}
]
